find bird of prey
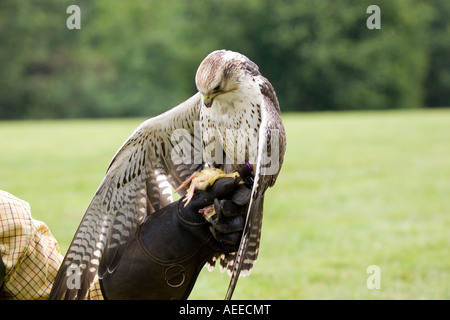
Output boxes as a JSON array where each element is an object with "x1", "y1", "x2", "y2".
[{"x1": 50, "y1": 50, "x2": 286, "y2": 300}]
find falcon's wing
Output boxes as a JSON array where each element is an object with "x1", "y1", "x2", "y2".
[
  {"x1": 225, "y1": 93, "x2": 286, "y2": 300},
  {"x1": 50, "y1": 94, "x2": 202, "y2": 300}
]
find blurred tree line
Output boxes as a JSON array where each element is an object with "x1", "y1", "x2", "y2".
[{"x1": 0, "y1": 0, "x2": 448, "y2": 119}]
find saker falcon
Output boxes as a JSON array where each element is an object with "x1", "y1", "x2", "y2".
[{"x1": 50, "y1": 50, "x2": 286, "y2": 300}]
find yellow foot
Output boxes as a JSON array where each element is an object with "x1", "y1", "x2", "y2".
[
  {"x1": 175, "y1": 172, "x2": 198, "y2": 193},
  {"x1": 182, "y1": 180, "x2": 198, "y2": 207}
]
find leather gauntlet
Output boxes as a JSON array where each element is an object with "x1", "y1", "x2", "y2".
[{"x1": 100, "y1": 177, "x2": 251, "y2": 300}]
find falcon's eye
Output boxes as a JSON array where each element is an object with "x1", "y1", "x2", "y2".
[{"x1": 212, "y1": 85, "x2": 220, "y2": 93}]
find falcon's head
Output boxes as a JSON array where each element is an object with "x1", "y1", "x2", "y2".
[{"x1": 195, "y1": 50, "x2": 261, "y2": 108}]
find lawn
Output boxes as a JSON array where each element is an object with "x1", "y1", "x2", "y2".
[{"x1": 1, "y1": 109, "x2": 449, "y2": 299}]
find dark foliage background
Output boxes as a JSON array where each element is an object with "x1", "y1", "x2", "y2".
[{"x1": 0, "y1": 0, "x2": 448, "y2": 119}]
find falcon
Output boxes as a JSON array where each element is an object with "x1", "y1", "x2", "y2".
[{"x1": 50, "y1": 50, "x2": 286, "y2": 300}]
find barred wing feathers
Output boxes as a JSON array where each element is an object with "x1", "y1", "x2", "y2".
[{"x1": 50, "y1": 94, "x2": 202, "y2": 300}]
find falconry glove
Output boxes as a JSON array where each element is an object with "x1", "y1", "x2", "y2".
[{"x1": 99, "y1": 176, "x2": 251, "y2": 300}]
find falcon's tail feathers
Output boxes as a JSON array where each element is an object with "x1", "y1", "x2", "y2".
[{"x1": 225, "y1": 191, "x2": 264, "y2": 300}]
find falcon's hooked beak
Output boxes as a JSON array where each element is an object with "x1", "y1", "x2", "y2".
[{"x1": 202, "y1": 95, "x2": 214, "y2": 108}]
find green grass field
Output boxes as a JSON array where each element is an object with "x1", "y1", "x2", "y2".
[{"x1": 1, "y1": 109, "x2": 449, "y2": 299}]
